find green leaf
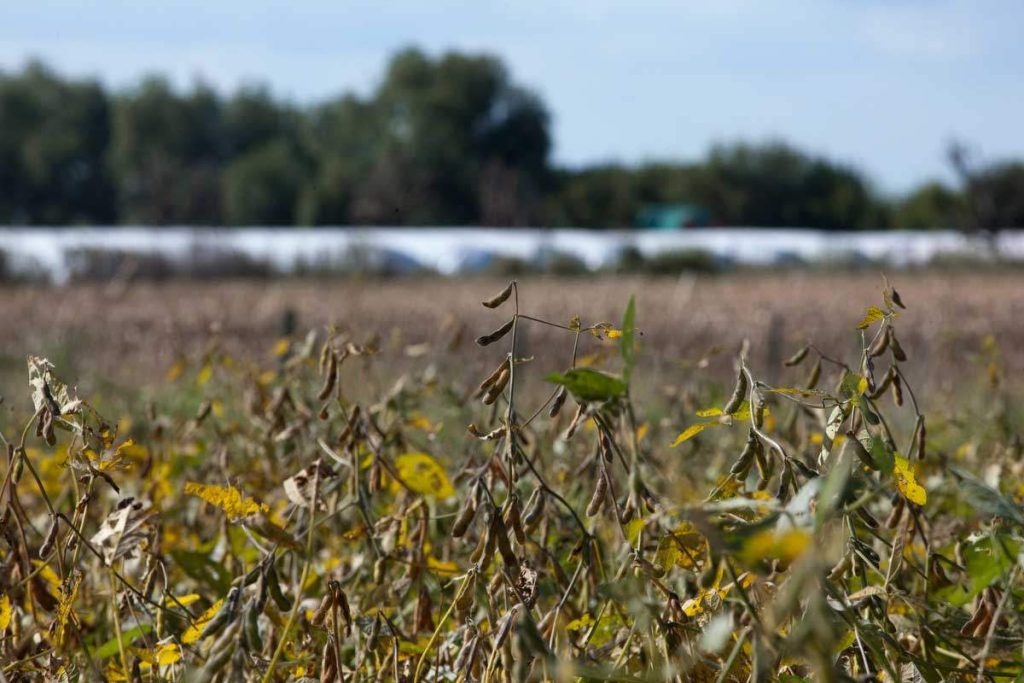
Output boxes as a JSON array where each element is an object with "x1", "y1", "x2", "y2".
[
  {"x1": 868, "y1": 435, "x2": 894, "y2": 476},
  {"x1": 546, "y1": 368, "x2": 627, "y2": 402},
  {"x1": 934, "y1": 533, "x2": 1019, "y2": 606},
  {"x1": 170, "y1": 549, "x2": 233, "y2": 594},
  {"x1": 949, "y1": 467, "x2": 1024, "y2": 525},
  {"x1": 94, "y1": 624, "x2": 153, "y2": 659},
  {"x1": 620, "y1": 295, "x2": 636, "y2": 384}
]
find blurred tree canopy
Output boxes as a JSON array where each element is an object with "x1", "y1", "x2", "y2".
[{"x1": 1, "y1": 52, "x2": 1021, "y2": 229}]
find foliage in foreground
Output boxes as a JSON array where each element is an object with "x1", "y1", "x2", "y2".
[{"x1": 0, "y1": 281, "x2": 1022, "y2": 682}]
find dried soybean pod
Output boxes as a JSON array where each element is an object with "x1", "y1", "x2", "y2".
[
  {"x1": 244, "y1": 601, "x2": 262, "y2": 652},
  {"x1": 469, "y1": 519, "x2": 491, "y2": 565},
  {"x1": 482, "y1": 281, "x2": 514, "y2": 309},
  {"x1": 563, "y1": 403, "x2": 585, "y2": 440},
  {"x1": 311, "y1": 591, "x2": 334, "y2": 627},
  {"x1": 475, "y1": 319, "x2": 515, "y2": 347},
  {"x1": 503, "y1": 493, "x2": 526, "y2": 544},
  {"x1": 752, "y1": 393, "x2": 765, "y2": 428},
  {"x1": 867, "y1": 326, "x2": 891, "y2": 358},
  {"x1": 549, "y1": 386, "x2": 568, "y2": 418},
  {"x1": 889, "y1": 333, "x2": 908, "y2": 362},
  {"x1": 522, "y1": 487, "x2": 545, "y2": 531},
  {"x1": 317, "y1": 351, "x2": 337, "y2": 401},
  {"x1": 805, "y1": 358, "x2": 822, "y2": 389},
  {"x1": 886, "y1": 497, "x2": 905, "y2": 529},
  {"x1": 870, "y1": 366, "x2": 895, "y2": 398},
  {"x1": 483, "y1": 366, "x2": 511, "y2": 405},
  {"x1": 320, "y1": 639, "x2": 338, "y2": 683},
  {"x1": 477, "y1": 357, "x2": 510, "y2": 395},
  {"x1": 586, "y1": 473, "x2": 608, "y2": 517},
  {"x1": 890, "y1": 372, "x2": 904, "y2": 406},
  {"x1": 39, "y1": 516, "x2": 59, "y2": 558},
  {"x1": 454, "y1": 571, "x2": 477, "y2": 615},
  {"x1": 784, "y1": 345, "x2": 810, "y2": 367},
  {"x1": 599, "y1": 432, "x2": 613, "y2": 463},
  {"x1": 266, "y1": 563, "x2": 292, "y2": 611},
  {"x1": 451, "y1": 488, "x2": 479, "y2": 538},
  {"x1": 492, "y1": 514, "x2": 518, "y2": 568},
  {"x1": 730, "y1": 430, "x2": 758, "y2": 477},
  {"x1": 723, "y1": 366, "x2": 749, "y2": 415}
]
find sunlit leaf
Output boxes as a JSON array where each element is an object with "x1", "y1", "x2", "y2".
[
  {"x1": 857, "y1": 306, "x2": 885, "y2": 329},
  {"x1": 182, "y1": 599, "x2": 224, "y2": 644},
  {"x1": 546, "y1": 367, "x2": 627, "y2": 402},
  {"x1": 184, "y1": 482, "x2": 268, "y2": 520},
  {"x1": 392, "y1": 453, "x2": 454, "y2": 499},
  {"x1": 893, "y1": 455, "x2": 926, "y2": 506}
]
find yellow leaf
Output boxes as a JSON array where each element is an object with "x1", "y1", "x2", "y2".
[
  {"x1": 182, "y1": 598, "x2": 223, "y2": 644},
  {"x1": 156, "y1": 642, "x2": 182, "y2": 666},
  {"x1": 857, "y1": 306, "x2": 885, "y2": 329},
  {"x1": 654, "y1": 523, "x2": 707, "y2": 570},
  {"x1": 196, "y1": 364, "x2": 213, "y2": 386},
  {"x1": 696, "y1": 407, "x2": 723, "y2": 418},
  {"x1": 566, "y1": 614, "x2": 593, "y2": 632},
  {"x1": 164, "y1": 593, "x2": 201, "y2": 608},
  {"x1": 893, "y1": 455, "x2": 927, "y2": 505},
  {"x1": 740, "y1": 529, "x2": 812, "y2": 567},
  {"x1": 392, "y1": 453, "x2": 454, "y2": 499},
  {"x1": 427, "y1": 557, "x2": 460, "y2": 576},
  {"x1": 184, "y1": 482, "x2": 269, "y2": 520},
  {"x1": 606, "y1": 329, "x2": 622, "y2": 339},
  {"x1": 0, "y1": 593, "x2": 12, "y2": 631},
  {"x1": 671, "y1": 421, "x2": 725, "y2": 447},
  {"x1": 273, "y1": 338, "x2": 291, "y2": 357},
  {"x1": 856, "y1": 375, "x2": 869, "y2": 395},
  {"x1": 31, "y1": 560, "x2": 60, "y2": 591},
  {"x1": 625, "y1": 518, "x2": 646, "y2": 546}
]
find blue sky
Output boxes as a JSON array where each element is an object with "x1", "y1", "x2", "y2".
[{"x1": 3, "y1": 0, "x2": 1023, "y2": 193}]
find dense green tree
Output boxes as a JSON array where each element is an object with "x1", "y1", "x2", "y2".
[
  {"x1": 690, "y1": 142, "x2": 888, "y2": 229},
  {"x1": 110, "y1": 78, "x2": 225, "y2": 224},
  {"x1": 4, "y1": 55, "x2": 1024, "y2": 231},
  {"x1": 0, "y1": 61, "x2": 115, "y2": 223},
  {"x1": 892, "y1": 181, "x2": 966, "y2": 229}
]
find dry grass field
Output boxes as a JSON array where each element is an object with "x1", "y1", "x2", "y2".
[{"x1": 1, "y1": 271, "x2": 1019, "y2": 403}]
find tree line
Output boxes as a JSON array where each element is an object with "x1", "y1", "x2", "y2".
[{"x1": 2, "y1": 48, "x2": 1022, "y2": 231}]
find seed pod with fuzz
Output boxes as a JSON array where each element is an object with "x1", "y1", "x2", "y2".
[
  {"x1": 482, "y1": 281, "x2": 514, "y2": 309},
  {"x1": 867, "y1": 327, "x2": 891, "y2": 358},
  {"x1": 723, "y1": 366, "x2": 749, "y2": 415},
  {"x1": 503, "y1": 493, "x2": 526, "y2": 544},
  {"x1": 492, "y1": 513, "x2": 518, "y2": 568},
  {"x1": 39, "y1": 516, "x2": 59, "y2": 558},
  {"x1": 477, "y1": 358, "x2": 510, "y2": 395},
  {"x1": 483, "y1": 366, "x2": 510, "y2": 405},
  {"x1": 784, "y1": 345, "x2": 810, "y2": 367},
  {"x1": 317, "y1": 351, "x2": 337, "y2": 401},
  {"x1": 475, "y1": 319, "x2": 515, "y2": 347},
  {"x1": 522, "y1": 487, "x2": 545, "y2": 531},
  {"x1": 586, "y1": 473, "x2": 609, "y2": 517},
  {"x1": 548, "y1": 386, "x2": 568, "y2": 418},
  {"x1": 805, "y1": 358, "x2": 822, "y2": 389},
  {"x1": 889, "y1": 333, "x2": 908, "y2": 362},
  {"x1": 891, "y1": 372, "x2": 903, "y2": 406},
  {"x1": 451, "y1": 497, "x2": 479, "y2": 539}
]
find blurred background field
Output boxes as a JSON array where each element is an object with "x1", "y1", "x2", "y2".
[{"x1": 2, "y1": 271, "x2": 1018, "y2": 411}]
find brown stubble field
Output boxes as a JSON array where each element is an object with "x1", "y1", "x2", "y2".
[{"x1": 0, "y1": 270, "x2": 1020, "y2": 407}]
